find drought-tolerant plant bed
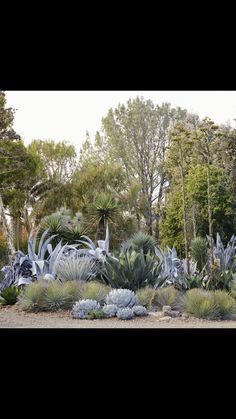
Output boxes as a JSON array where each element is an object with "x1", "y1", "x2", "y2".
[{"x1": 3, "y1": 304, "x2": 236, "y2": 328}]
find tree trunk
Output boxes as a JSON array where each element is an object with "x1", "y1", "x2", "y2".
[
  {"x1": 154, "y1": 175, "x2": 165, "y2": 242},
  {"x1": 24, "y1": 204, "x2": 31, "y2": 234},
  {"x1": 0, "y1": 193, "x2": 16, "y2": 256},
  {"x1": 136, "y1": 213, "x2": 141, "y2": 231},
  {"x1": 146, "y1": 208, "x2": 153, "y2": 236},
  {"x1": 16, "y1": 216, "x2": 20, "y2": 251},
  {"x1": 207, "y1": 163, "x2": 214, "y2": 270},
  {"x1": 96, "y1": 218, "x2": 106, "y2": 242},
  {"x1": 180, "y1": 150, "x2": 190, "y2": 275},
  {"x1": 154, "y1": 212, "x2": 160, "y2": 242},
  {"x1": 192, "y1": 206, "x2": 197, "y2": 240}
]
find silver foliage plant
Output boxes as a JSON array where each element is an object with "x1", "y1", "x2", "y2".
[
  {"x1": 72, "y1": 299, "x2": 101, "y2": 319},
  {"x1": 207, "y1": 233, "x2": 236, "y2": 272},
  {"x1": 56, "y1": 255, "x2": 97, "y2": 282},
  {"x1": 77, "y1": 222, "x2": 111, "y2": 262},
  {"x1": 132, "y1": 305, "x2": 148, "y2": 316},
  {"x1": 116, "y1": 307, "x2": 134, "y2": 320},
  {"x1": 102, "y1": 304, "x2": 118, "y2": 318},
  {"x1": 105, "y1": 289, "x2": 138, "y2": 308}
]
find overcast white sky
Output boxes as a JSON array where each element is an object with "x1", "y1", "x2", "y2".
[{"x1": 6, "y1": 91, "x2": 236, "y2": 153}]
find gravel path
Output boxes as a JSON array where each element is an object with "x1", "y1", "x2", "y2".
[{"x1": 1, "y1": 305, "x2": 236, "y2": 328}]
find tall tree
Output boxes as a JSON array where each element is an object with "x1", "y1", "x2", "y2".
[
  {"x1": 96, "y1": 97, "x2": 199, "y2": 237},
  {"x1": 0, "y1": 91, "x2": 38, "y2": 255},
  {"x1": 167, "y1": 123, "x2": 193, "y2": 274},
  {"x1": 192, "y1": 118, "x2": 220, "y2": 271}
]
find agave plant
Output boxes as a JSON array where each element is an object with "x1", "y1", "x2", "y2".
[
  {"x1": 154, "y1": 246, "x2": 197, "y2": 290},
  {"x1": 101, "y1": 250, "x2": 160, "y2": 291},
  {"x1": 0, "y1": 251, "x2": 33, "y2": 290},
  {"x1": 207, "y1": 233, "x2": 236, "y2": 273},
  {"x1": 27, "y1": 228, "x2": 79, "y2": 281},
  {"x1": 77, "y1": 222, "x2": 111, "y2": 262}
]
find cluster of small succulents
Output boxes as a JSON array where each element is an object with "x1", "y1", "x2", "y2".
[
  {"x1": 102, "y1": 289, "x2": 148, "y2": 320},
  {"x1": 72, "y1": 299, "x2": 101, "y2": 319},
  {"x1": 72, "y1": 289, "x2": 149, "y2": 321}
]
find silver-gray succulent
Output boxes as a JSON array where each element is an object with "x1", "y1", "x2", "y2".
[
  {"x1": 77, "y1": 222, "x2": 111, "y2": 262},
  {"x1": 116, "y1": 307, "x2": 134, "y2": 320},
  {"x1": 72, "y1": 299, "x2": 101, "y2": 319},
  {"x1": 102, "y1": 304, "x2": 118, "y2": 318},
  {"x1": 105, "y1": 289, "x2": 138, "y2": 308},
  {"x1": 132, "y1": 305, "x2": 148, "y2": 316}
]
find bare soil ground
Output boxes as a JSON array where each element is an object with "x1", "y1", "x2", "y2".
[{"x1": 1, "y1": 305, "x2": 236, "y2": 328}]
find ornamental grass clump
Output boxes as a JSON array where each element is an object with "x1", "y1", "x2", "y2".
[
  {"x1": 18, "y1": 281, "x2": 47, "y2": 312},
  {"x1": 136, "y1": 287, "x2": 155, "y2": 309},
  {"x1": 153, "y1": 286, "x2": 179, "y2": 310},
  {"x1": 81, "y1": 281, "x2": 111, "y2": 304},
  {"x1": 185, "y1": 289, "x2": 220, "y2": 320},
  {"x1": 40, "y1": 281, "x2": 71, "y2": 311},
  {"x1": 212, "y1": 290, "x2": 236, "y2": 320}
]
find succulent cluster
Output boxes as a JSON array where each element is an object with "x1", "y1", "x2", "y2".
[{"x1": 72, "y1": 299, "x2": 101, "y2": 319}]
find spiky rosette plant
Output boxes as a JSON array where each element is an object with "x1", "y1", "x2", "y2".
[
  {"x1": 105, "y1": 289, "x2": 138, "y2": 308},
  {"x1": 116, "y1": 307, "x2": 134, "y2": 320},
  {"x1": 72, "y1": 299, "x2": 101, "y2": 319},
  {"x1": 102, "y1": 304, "x2": 118, "y2": 318}
]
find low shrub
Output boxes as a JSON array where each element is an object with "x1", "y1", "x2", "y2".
[
  {"x1": 153, "y1": 286, "x2": 179, "y2": 310},
  {"x1": 136, "y1": 288, "x2": 155, "y2": 309}
]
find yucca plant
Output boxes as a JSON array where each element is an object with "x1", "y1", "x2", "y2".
[
  {"x1": 90, "y1": 193, "x2": 119, "y2": 241},
  {"x1": 121, "y1": 232, "x2": 156, "y2": 258},
  {"x1": 0, "y1": 286, "x2": 20, "y2": 305},
  {"x1": 56, "y1": 256, "x2": 97, "y2": 282}
]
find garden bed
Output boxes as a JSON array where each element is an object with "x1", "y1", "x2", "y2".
[{"x1": 1, "y1": 305, "x2": 236, "y2": 328}]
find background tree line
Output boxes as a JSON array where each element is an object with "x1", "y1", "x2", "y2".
[{"x1": 1, "y1": 91, "x2": 236, "y2": 271}]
